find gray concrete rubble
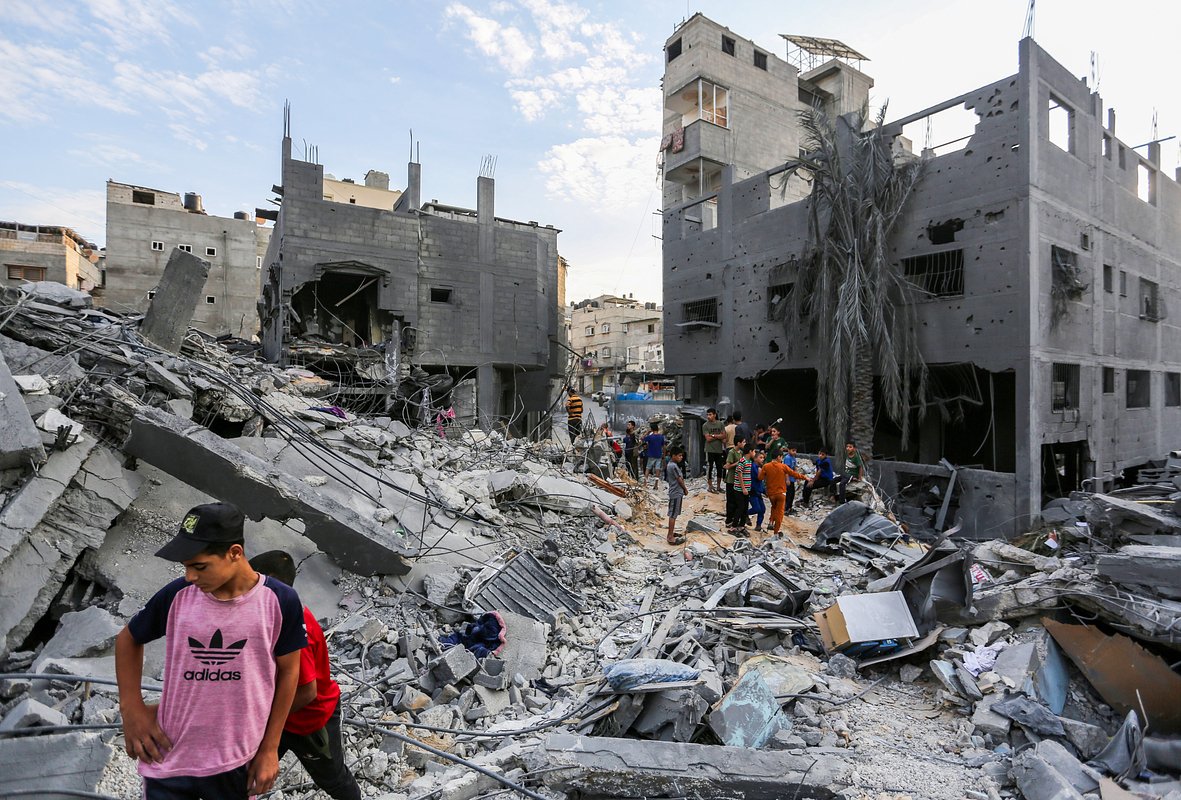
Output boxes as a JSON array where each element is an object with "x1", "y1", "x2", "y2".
[
  {"x1": 1, "y1": 279, "x2": 1180, "y2": 799},
  {"x1": 0, "y1": 731, "x2": 116, "y2": 799},
  {"x1": 0, "y1": 348, "x2": 45, "y2": 469}
]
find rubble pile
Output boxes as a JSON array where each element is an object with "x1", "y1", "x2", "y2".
[{"x1": 0, "y1": 281, "x2": 1179, "y2": 800}]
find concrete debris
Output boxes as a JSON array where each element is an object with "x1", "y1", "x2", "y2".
[
  {"x1": 0, "y1": 348, "x2": 46, "y2": 469},
  {"x1": 139, "y1": 248, "x2": 211, "y2": 352},
  {"x1": 0, "y1": 280, "x2": 1180, "y2": 798}
]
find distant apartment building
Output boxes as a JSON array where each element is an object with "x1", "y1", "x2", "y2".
[
  {"x1": 568, "y1": 295, "x2": 664, "y2": 393},
  {"x1": 103, "y1": 181, "x2": 272, "y2": 338},
  {"x1": 257, "y1": 122, "x2": 565, "y2": 431},
  {"x1": 1, "y1": 222, "x2": 101, "y2": 291}
]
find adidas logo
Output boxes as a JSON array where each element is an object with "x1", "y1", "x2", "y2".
[{"x1": 188, "y1": 629, "x2": 246, "y2": 665}]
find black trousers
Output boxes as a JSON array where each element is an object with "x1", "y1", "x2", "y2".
[
  {"x1": 144, "y1": 767, "x2": 248, "y2": 800},
  {"x1": 785, "y1": 482, "x2": 796, "y2": 512},
  {"x1": 278, "y1": 704, "x2": 362, "y2": 800},
  {"x1": 567, "y1": 417, "x2": 582, "y2": 442},
  {"x1": 803, "y1": 475, "x2": 835, "y2": 505},
  {"x1": 706, "y1": 452, "x2": 725, "y2": 484}
]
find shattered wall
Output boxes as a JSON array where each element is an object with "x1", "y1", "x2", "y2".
[
  {"x1": 259, "y1": 135, "x2": 563, "y2": 427},
  {"x1": 104, "y1": 181, "x2": 271, "y2": 338},
  {"x1": 662, "y1": 36, "x2": 1181, "y2": 532}
]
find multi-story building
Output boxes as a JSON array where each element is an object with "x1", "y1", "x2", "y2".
[
  {"x1": 568, "y1": 295, "x2": 664, "y2": 393},
  {"x1": 103, "y1": 181, "x2": 272, "y2": 338},
  {"x1": 1, "y1": 222, "x2": 101, "y2": 292},
  {"x1": 257, "y1": 123, "x2": 565, "y2": 431},
  {"x1": 662, "y1": 14, "x2": 1181, "y2": 535}
]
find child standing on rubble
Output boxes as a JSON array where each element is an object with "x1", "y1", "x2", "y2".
[
  {"x1": 723, "y1": 434, "x2": 746, "y2": 531},
  {"x1": 249, "y1": 551, "x2": 362, "y2": 800},
  {"x1": 665, "y1": 448, "x2": 689, "y2": 545},
  {"x1": 643, "y1": 421, "x2": 666, "y2": 489},
  {"x1": 762, "y1": 451, "x2": 809, "y2": 534},
  {"x1": 730, "y1": 443, "x2": 755, "y2": 535},
  {"x1": 115, "y1": 502, "x2": 305, "y2": 799},
  {"x1": 748, "y1": 449, "x2": 768, "y2": 532}
]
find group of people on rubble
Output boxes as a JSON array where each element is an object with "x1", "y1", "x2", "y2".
[{"x1": 115, "y1": 502, "x2": 362, "y2": 800}]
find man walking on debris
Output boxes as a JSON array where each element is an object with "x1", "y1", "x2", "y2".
[
  {"x1": 250, "y1": 551, "x2": 362, "y2": 800},
  {"x1": 665, "y1": 447, "x2": 689, "y2": 545},
  {"x1": 115, "y1": 502, "x2": 305, "y2": 799},
  {"x1": 702, "y1": 407, "x2": 727, "y2": 493},
  {"x1": 623, "y1": 419, "x2": 640, "y2": 478},
  {"x1": 564, "y1": 386, "x2": 583, "y2": 445}
]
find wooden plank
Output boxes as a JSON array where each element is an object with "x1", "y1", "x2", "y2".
[{"x1": 641, "y1": 604, "x2": 683, "y2": 658}]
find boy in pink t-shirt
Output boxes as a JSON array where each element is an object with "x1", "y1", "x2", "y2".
[{"x1": 115, "y1": 503, "x2": 306, "y2": 799}]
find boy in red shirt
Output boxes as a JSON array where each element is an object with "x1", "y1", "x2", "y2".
[{"x1": 250, "y1": 550, "x2": 361, "y2": 800}]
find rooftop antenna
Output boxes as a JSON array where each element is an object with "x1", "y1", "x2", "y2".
[{"x1": 1022, "y1": 0, "x2": 1035, "y2": 40}]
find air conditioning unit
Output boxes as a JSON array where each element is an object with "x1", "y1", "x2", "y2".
[{"x1": 1062, "y1": 408, "x2": 1080, "y2": 423}]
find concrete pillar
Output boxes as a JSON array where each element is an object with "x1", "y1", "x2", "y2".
[
  {"x1": 406, "y1": 162, "x2": 421, "y2": 209},
  {"x1": 478, "y1": 176, "x2": 495, "y2": 264},
  {"x1": 477, "y1": 364, "x2": 495, "y2": 432},
  {"x1": 140, "y1": 248, "x2": 211, "y2": 352},
  {"x1": 1106, "y1": 108, "x2": 1116, "y2": 134}
]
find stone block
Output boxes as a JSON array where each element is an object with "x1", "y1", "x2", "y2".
[
  {"x1": 971, "y1": 694, "x2": 1012, "y2": 738},
  {"x1": 708, "y1": 669, "x2": 787, "y2": 749},
  {"x1": 0, "y1": 731, "x2": 114, "y2": 797},
  {"x1": 430, "y1": 646, "x2": 478, "y2": 685},
  {"x1": 0, "y1": 697, "x2": 69, "y2": 731},
  {"x1": 0, "y1": 349, "x2": 45, "y2": 470},
  {"x1": 40, "y1": 606, "x2": 122, "y2": 660},
  {"x1": 1058, "y1": 716, "x2": 1109, "y2": 760},
  {"x1": 140, "y1": 249, "x2": 211, "y2": 352},
  {"x1": 495, "y1": 610, "x2": 548, "y2": 681},
  {"x1": 632, "y1": 687, "x2": 708, "y2": 742}
]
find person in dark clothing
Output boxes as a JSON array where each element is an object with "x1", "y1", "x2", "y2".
[
  {"x1": 622, "y1": 420, "x2": 640, "y2": 478},
  {"x1": 802, "y1": 448, "x2": 836, "y2": 507},
  {"x1": 723, "y1": 435, "x2": 747, "y2": 531},
  {"x1": 702, "y1": 408, "x2": 727, "y2": 493},
  {"x1": 565, "y1": 387, "x2": 583, "y2": 444},
  {"x1": 732, "y1": 410, "x2": 753, "y2": 451}
]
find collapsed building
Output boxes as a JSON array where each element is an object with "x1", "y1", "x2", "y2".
[
  {"x1": 256, "y1": 113, "x2": 566, "y2": 431},
  {"x1": 661, "y1": 15, "x2": 1181, "y2": 536}
]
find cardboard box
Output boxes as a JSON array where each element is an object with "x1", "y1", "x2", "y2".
[{"x1": 813, "y1": 592, "x2": 919, "y2": 654}]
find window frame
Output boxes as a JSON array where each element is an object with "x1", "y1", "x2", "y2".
[
  {"x1": 6, "y1": 264, "x2": 47, "y2": 281},
  {"x1": 205, "y1": 246, "x2": 217, "y2": 257},
  {"x1": 178, "y1": 244, "x2": 192, "y2": 254},
  {"x1": 1126, "y1": 369, "x2": 1150, "y2": 409},
  {"x1": 753, "y1": 50, "x2": 768, "y2": 70},
  {"x1": 151, "y1": 240, "x2": 164, "y2": 252}
]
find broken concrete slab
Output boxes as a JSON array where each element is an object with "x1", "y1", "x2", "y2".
[
  {"x1": 1045, "y1": 617, "x2": 1181, "y2": 734},
  {"x1": 429, "y1": 646, "x2": 478, "y2": 685},
  {"x1": 0, "y1": 731, "x2": 115, "y2": 799},
  {"x1": 40, "y1": 606, "x2": 122, "y2": 660},
  {"x1": 465, "y1": 551, "x2": 583, "y2": 623},
  {"x1": 1096, "y1": 545, "x2": 1181, "y2": 599},
  {"x1": 140, "y1": 248, "x2": 211, "y2": 352},
  {"x1": 1086, "y1": 493, "x2": 1181, "y2": 539},
  {"x1": 631, "y1": 687, "x2": 708, "y2": 742},
  {"x1": 0, "y1": 332, "x2": 86, "y2": 390},
  {"x1": 121, "y1": 403, "x2": 417, "y2": 575},
  {"x1": 0, "y1": 349, "x2": 46, "y2": 469},
  {"x1": 0, "y1": 697, "x2": 69, "y2": 731},
  {"x1": 971, "y1": 693, "x2": 1012, "y2": 738},
  {"x1": 532, "y1": 733, "x2": 849, "y2": 799},
  {"x1": 708, "y1": 668, "x2": 787, "y2": 749},
  {"x1": 990, "y1": 633, "x2": 1068, "y2": 714}
]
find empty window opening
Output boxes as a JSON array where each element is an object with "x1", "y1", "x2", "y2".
[
  {"x1": 753, "y1": 50, "x2": 768, "y2": 70},
  {"x1": 151, "y1": 240, "x2": 164, "y2": 252},
  {"x1": 668, "y1": 79, "x2": 728, "y2": 128},
  {"x1": 927, "y1": 218, "x2": 964, "y2": 245},
  {"x1": 798, "y1": 85, "x2": 823, "y2": 109},
  {"x1": 1140, "y1": 278, "x2": 1163, "y2": 321},
  {"x1": 1103, "y1": 264, "x2": 1114, "y2": 293},
  {"x1": 429, "y1": 287, "x2": 452, "y2": 303},
  {"x1": 205, "y1": 246, "x2": 217, "y2": 257},
  {"x1": 1051, "y1": 363, "x2": 1080, "y2": 411},
  {"x1": 666, "y1": 37, "x2": 682, "y2": 62},
  {"x1": 290, "y1": 272, "x2": 386, "y2": 348},
  {"x1": 767, "y1": 282, "x2": 793, "y2": 316},
  {"x1": 1137, "y1": 162, "x2": 1157, "y2": 204},
  {"x1": 647, "y1": 323, "x2": 655, "y2": 334},
  {"x1": 147, "y1": 290, "x2": 156, "y2": 299},
  {"x1": 1102, "y1": 134, "x2": 1112, "y2": 160},
  {"x1": 1119, "y1": 270, "x2": 1128, "y2": 297},
  {"x1": 1080, "y1": 232, "x2": 1090, "y2": 251},
  {"x1": 901, "y1": 102, "x2": 978, "y2": 156},
  {"x1": 721, "y1": 35, "x2": 735, "y2": 56},
  {"x1": 1118, "y1": 145, "x2": 1126, "y2": 169},
  {"x1": 205, "y1": 295, "x2": 216, "y2": 305},
  {"x1": 902, "y1": 250, "x2": 964, "y2": 298},
  {"x1": 682, "y1": 298, "x2": 719, "y2": 325},
  {"x1": 1047, "y1": 96, "x2": 1074, "y2": 153},
  {"x1": 1166, "y1": 372, "x2": 1181, "y2": 407},
  {"x1": 178, "y1": 244, "x2": 192, "y2": 253},
  {"x1": 1102, "y1": 367, "x2": 1115, "y2": 394},
  {"x1": 131, "y1": 190, "x2": 155, "y2": 205},
  {"x1": 1050, "y1": 245, "x2": 1087, "y2": 324},
  {"x1": 1126, "y1": 369, "x2": 1150, "y2": 408},
  {"x1": 6, "y1": 265, "x2": 46, "y2": 281}
]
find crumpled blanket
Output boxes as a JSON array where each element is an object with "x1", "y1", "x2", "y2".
[{"x1": 439, "y1": 611, "x2": 507, "y2": 658}]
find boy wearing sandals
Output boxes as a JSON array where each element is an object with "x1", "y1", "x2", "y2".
[{"x1": 665, "y1": 448, "x2": 688, "y2": 544}]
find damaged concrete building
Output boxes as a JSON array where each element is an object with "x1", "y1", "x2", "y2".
[
  {"x1": 661, "y1": 15, "x2": 1181, "y2": 535},
  {"x1": 257, "y1": 118, "x2": 565, "y2": 430},
  {"x1": 1, "y1": 222, "x2": 102, "y2": 293},
  {"x1": 568, "y1": 295, "x2": 665, "y2": 393},
  {"x1": 103, "y1": 181, "x2": 272, "y2": 338}
]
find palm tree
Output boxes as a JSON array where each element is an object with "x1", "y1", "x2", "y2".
[{"x1": 774, "y1": 104, "x2": 926, "y2": 456}]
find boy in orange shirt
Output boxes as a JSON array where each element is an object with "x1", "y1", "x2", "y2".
[{"x1": 761, "y1": 451, "x2": 809, "y2": 534}]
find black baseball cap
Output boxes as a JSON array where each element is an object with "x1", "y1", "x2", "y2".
[{"x1": 155, "y1": 502, "x2": 246, "y2": 562}]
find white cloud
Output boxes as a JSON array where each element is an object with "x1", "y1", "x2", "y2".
[
  {"x1": 200, "y1": 40, "x2": 256, "y2": 68},
  {"x1": 0, "y1": 1, "x2": 76, "y2": 32},
  {"x1": 389, "y1": 76, "x2": 402, "y2": 84},
  {"x1": 538, "y1": 134, "x2": 658, "y2": 206},
  {"x1": 67, "y1": 141, "x2": 154, "y2": 169},
  {"x1": 0, "y1": 181, "x2": 107, "y2": 243},
  {"x1": 169, "y1": 123, "x2": 208, "y2": 151},
  {"x1": 0, "y1": 38, "x2": 132, "y2": 122},
  {"x1": 78, "y1": 0, "x2": 196, "y2": 48},
  {"x1": 113, "y1": 62, "x2": 265, "y2": 120},
  {"x1": 445, "y1": 3, "x2": 535, "y2": 75}
]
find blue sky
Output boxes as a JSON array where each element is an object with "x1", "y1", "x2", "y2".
[{"x1": 2, "y1": 0, "x2": 1178, "y2": 302}]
